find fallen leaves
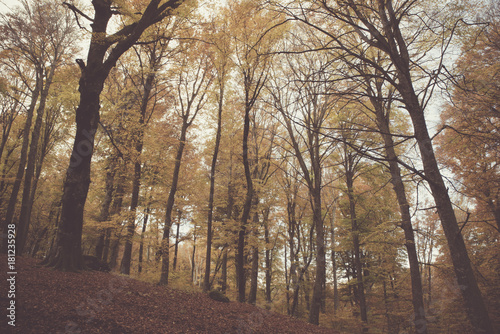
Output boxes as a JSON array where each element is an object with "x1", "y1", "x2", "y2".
[{"x1": 1, "y1": 255, "x2": 338, "y2": 334}]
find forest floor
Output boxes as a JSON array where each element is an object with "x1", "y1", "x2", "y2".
[{"x1": 0, "y1": 255, "x2": 338, "y2": 334}]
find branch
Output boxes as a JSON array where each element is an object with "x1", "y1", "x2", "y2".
[{"x1": 63, "y1": 2, "x2": 93, "y2": 30}]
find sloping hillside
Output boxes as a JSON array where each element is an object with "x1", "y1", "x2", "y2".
[{"x1": 1, "y1": 255, "x2": 337, "y2": 333}]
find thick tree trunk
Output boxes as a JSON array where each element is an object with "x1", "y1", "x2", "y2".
[
  {"x1": 409, "y1": 101, "x2": 493, "y2": 333},
  {"x1": 43, "y1": 0, "x2": 114, "y2": 271},
  {"x1": 45, "y1": 78, "x2": 103, "y2": 270},
  {"x1": 44, "y1": 0, "x2": 185, "y2": 272}
]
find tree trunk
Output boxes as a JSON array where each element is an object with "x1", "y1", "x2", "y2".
[
  {"x1": 159, "y1": 118, "x2": 189, "y2": 285},
  {"x1": 264, "y1": 211, "x2": 272, "y2": 304},
  {"x1": 44, "y1": 0, "x2": 185, "y2": 272},
  {"x1": 191, "y1": 233, "x2": 197, "y2": 283},
  {"x1": 43, "y1": 1, "x2": 115, "y2": 271},
  {"x1": 248, "y1": 209, "x2": 260, "y2": 304},
  {"x1": 204, "y1": 82, "x2": 224, "y2": 291},
  {"x1": 346, "y1": 168, "x2": 368, "y2": 329},
  {"x1": 44, "y1": 70, "x2": 105, "y2": 270},
  {"x1": 173, "y1": 218, "x2": 181, "y2": 271},
  {"x1": 138, "y1": 206, "x2": 149, "y2": 273},
  {"x1": 330, "y1": 214, "x2": 339, "y2": 314},
  {"x1": 308, "y1": 135, "x2": 326, "y2": 325},
  {"x1": 221, "y1": 248, "x2": 227, "y2": 292},
  {"x1": 237, "y1": 100, "x2": 254, "y2": 302},
  {"x1": 385, "y1": 55, "x2": 494, "y2": 332}
]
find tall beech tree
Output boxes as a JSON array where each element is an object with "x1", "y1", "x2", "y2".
[{"x1": 44, "y1": 0, "x2": 185, "y2": 271}]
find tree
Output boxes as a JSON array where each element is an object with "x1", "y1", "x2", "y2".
[
  {"x1": 159, "y1": 36, "x2": 213, "y2": 285},
  {"x1": 44, "y1": 0, "x2": 185, "y2": 271},
  {"x1": 203, "y1": 14, "x2": 232, "y2": 291}
]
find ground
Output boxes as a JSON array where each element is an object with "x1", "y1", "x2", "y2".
[{"x1": 1, "y1": 255, "x2": 338, "y2": 333}]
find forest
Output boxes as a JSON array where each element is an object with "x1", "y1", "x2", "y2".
[{"x1": 0, "y1": 0, "x2": 499, "y2": 333}]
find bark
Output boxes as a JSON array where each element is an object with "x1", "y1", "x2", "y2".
[
  {"x1": 221, "y1": 248, "x2": 228, "y2": 292},
  {"x1": 105, "y1": 161, "x2": 126, "y2": 266},
  {"x1": 330, "y1": 215, "x2": 339, "y2": 314},
  {"x1": 191, "y1": 227, "x2": 197, "y2": 282},
  {"x1": 308, "y1": 163, "x2": 325, "y2": 325}
]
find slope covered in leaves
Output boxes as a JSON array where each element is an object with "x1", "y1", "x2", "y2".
[{"x1": 0, "y1": 255, "x2": 338, "y2": 333}]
